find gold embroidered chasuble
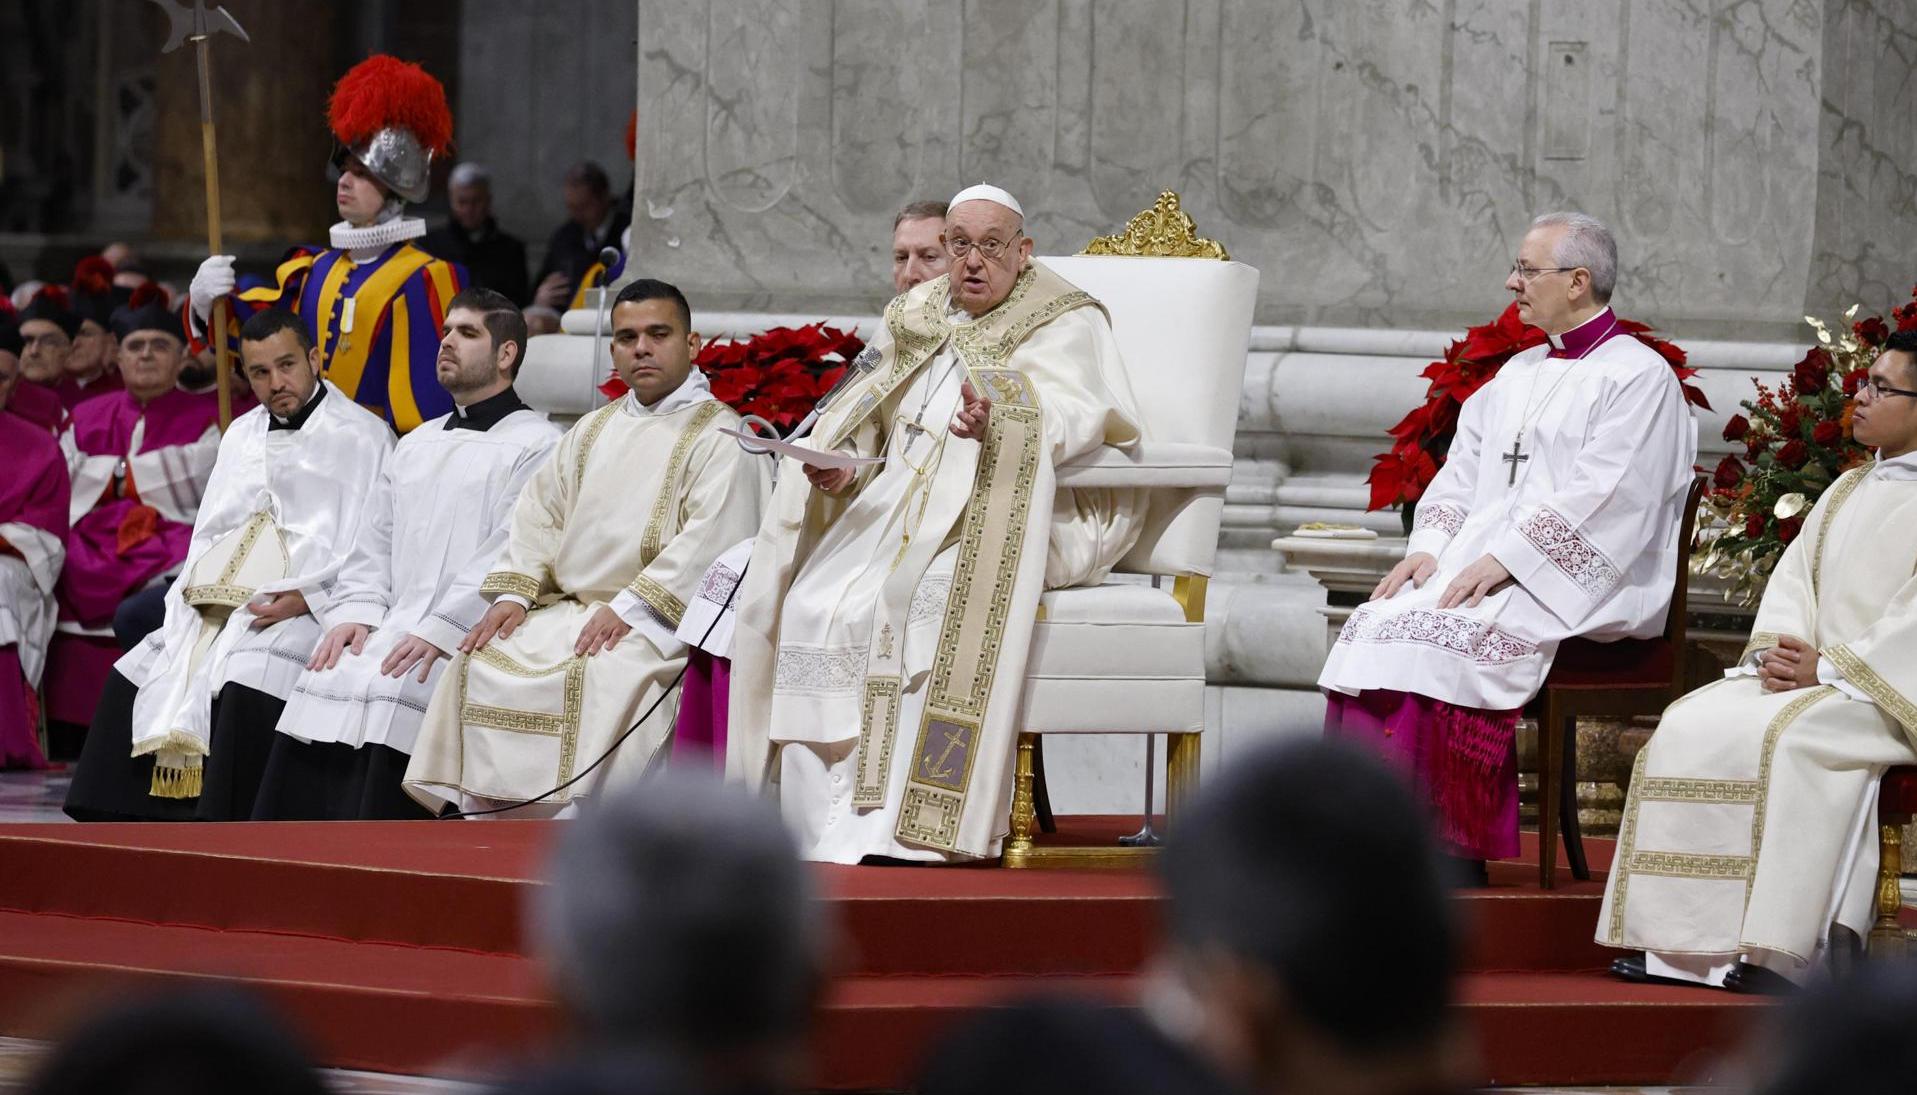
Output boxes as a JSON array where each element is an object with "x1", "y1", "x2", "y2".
[
  {"x1": 1599, "y1": 455, "x2": 1917, "y2": 974},
  {"x1": 403, "y1": 389, "x2": 770, "y2": 814},
  {"x1": 725, "y1": 262, "x2": 1143, "y2": 861}
]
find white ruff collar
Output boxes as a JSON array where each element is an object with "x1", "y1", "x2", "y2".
[{"x1": 329, "y1": 216, "x2": 427, "y2": 255}]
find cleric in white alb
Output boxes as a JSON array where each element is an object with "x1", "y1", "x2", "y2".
[
  {"x1": 65, "y1": 309, "x2": 395, "y2": 821},
  {"x1": 1318, "y1": 212, "x2": 1698, "y2": 881},
  {"x1": 259, "y1": 289, "x2": 563, "y2": 819}
]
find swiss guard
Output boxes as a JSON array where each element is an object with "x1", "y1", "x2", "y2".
[{"x1": 186, "y1": 55, "x2": 466, "y2": 434}]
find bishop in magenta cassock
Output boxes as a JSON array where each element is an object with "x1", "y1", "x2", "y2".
[
  {"x1": 0, "y1": 353, "x2": 70, "y2": 769},
  {"x1": 43, "y1": 287, "x2": 221, "y2": 733},
  {"x1": 1318, "y1": 213, "x2": 1698, "y2": 881}
]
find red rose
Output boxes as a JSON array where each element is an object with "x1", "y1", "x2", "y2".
[
  {"x1": 1722, "y1": 414, "x2": 1750, "y2": 441},
  {"x1": 1745, "y1": 513, "x2": 1765, "y2": 538},
  {"x1": 1778, "y1": 405, "x2": 1802, "y2": 436},
  {"x1": 1714, "y1": 455, "x2": 1745, "y2": 489},
  {"x1": 1745, "y1": 434, "x2": 1767, "y2": 459},
  {"x1": 1855, "y1": 316, "x2": 1890, "y2": 346},
  {"x1": 1844, "y1": 368, "x2": 1868, "y2": 397},
  {"x1": 1778, "y1": 516, "x2": 1804, "y2": 543},
  {"x1": 1794, "y1": 349, "x2": 1832, "y2": 393},
  {"x1": 1813, "y1": 420, "x2": 1842, "y2": 446},
  {"x1": 1777, "y1": 439, "x2": 1810, "y2": 468}
]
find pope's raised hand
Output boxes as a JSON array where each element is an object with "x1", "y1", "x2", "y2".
[{"x1": 951, "y1": 380, "x2": 992, "y2": 440}]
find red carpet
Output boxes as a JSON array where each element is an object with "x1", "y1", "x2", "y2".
[{"x1": 0, "y1": 820, "x2": 1766, "y2": 1088}]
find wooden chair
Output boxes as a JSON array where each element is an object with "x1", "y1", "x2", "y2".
[
  {"x1": 1871, "y1": 769, "x2": 1917, "y2": 956},
  {"x1": 1527, "y1": 476, "x2": 1707, "y2": 889}
]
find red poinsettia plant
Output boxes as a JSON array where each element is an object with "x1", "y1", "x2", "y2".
[
  {"x1": 1696, "y1": 286, "x2": 1917, "y2": 603},
  {"x1": 599, "y1": 322, "x2": 865, "y2": 434},
  {"x1": 1365, "y1": 303, "x2": 1709, "y2": 513}
]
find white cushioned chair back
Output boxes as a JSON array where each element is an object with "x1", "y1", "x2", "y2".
[{"x1": 1040, "y1": 255, "x2": 1258, "y2": 577}]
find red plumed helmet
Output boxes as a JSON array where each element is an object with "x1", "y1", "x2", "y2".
[{"x1": 327, "y1": 54, "x2": 453, "y2": 204}]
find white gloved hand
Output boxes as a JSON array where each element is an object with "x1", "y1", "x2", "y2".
[{"x1": 188, "y1": 255, "x2": 237, "y2": 324}]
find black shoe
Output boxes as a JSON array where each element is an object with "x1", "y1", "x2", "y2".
[
  {"x1": 1723, "y1": 961, "x2": 1798, "y2": 996},
  {"x1": 1441, "y1": 855, "x2": 1489, "y2": 888},
  {"x1": 1610, "y1": 952, "x2": 1708, "y2": 989}
]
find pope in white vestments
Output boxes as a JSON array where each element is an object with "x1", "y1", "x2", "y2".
[
  {"x1": 65, "y1": 310, "x2": 394, "y2": 820},
  {"x1": 1319, "y1": 213, "x2": 1697, "y2": 869},
  {"x1": 404, "y1": 280, "x2": 770, "y2": 816},
  {"x1": 1602, "y1": 334, "x2": 1917, "y2": 991},
  {"x1": 725, "y1": 185, "x2": 1146, "y2": 864},
  {"x1": 262, "y1": 291, "x2": 563, "y2": 818}
]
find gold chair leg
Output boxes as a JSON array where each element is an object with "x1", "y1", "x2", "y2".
[
  {"x1": 1003, "y1": 733, "x2": 1039, "y2": 868},
  {"x1": 1871, "y1": 822, "x2": 1907, "y2": 957},
  {"x1": 1166, "y1": 732, "x2": 1201, "y2": 820}
]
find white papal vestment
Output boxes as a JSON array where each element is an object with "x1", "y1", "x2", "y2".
[{"x1": 1599, "y1": 452, "x2": 1917, "y2": 982}]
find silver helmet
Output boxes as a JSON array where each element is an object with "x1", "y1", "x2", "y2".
[{"x1": 333, "y1": 127, "x2": 433, "y2": 204}]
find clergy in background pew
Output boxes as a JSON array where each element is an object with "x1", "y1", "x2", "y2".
[
  {"x1": 1604, "y1": 329, "x2": 1917, "y2": 994},
  {"x1": 0, "y1": 350, "x2": 69, "y2": 769},
  {"x1": 1318, "y1": 212, "x2": 1698, "y2": 885},
  {"x1": 724, "y1": 184, "x2": 1146, "y2": 864},
  {"x1": 43, "y1": 287, "x2": 221, "y2": 738},
  {"x1": 64, "y1": 309, "x2": 395, "y2": 821},
  {"x1": 403, "y1": 280, "x2": 769, "y2": 817},
  {"x1": 258, "y1": 288, "x2": 562, "y2": 819}
]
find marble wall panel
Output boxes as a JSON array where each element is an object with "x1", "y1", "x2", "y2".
[{"x1": 608, "y1": 0, "x2": 1903, "y2": 336}]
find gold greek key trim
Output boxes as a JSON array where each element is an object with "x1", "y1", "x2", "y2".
[
  {"x1": 1633, "y1": 777, "x2": 1760, "y2": 804},
  {"x1": 181, "y1": 582, "x2": 257, "y2": 608},
  {"x1": 1827, "y1": 644, "x2": 1917, "y2": 731},
  {"x1": 479, "y1": 571, "x2": 543, "y2": 602},
  {"x1": 1624, "y1": 850, "x2": 1753, "y2": 879},
  {"x1": 461, "y1": 644, "x2": 588, "y2": 787},
  {"x1": 627, "y1": 574, "x2": 686, "y2": 629},
  {"x1": 640, "y1": 401, "x2": 726, "y2": 565},
  {"x1": 1744, "y1": 686, "x2": 1838, "y2": 918},
  {"x1": 1812, "y1": 467, "x2": 1869, "y2": 599},
  {"x1": 855, "y1": 676, "x2": 901, "y2": 808},
  {"x1": 1606, "y1": 746, "x2": 1652, "y2": 944},
  {"x1": 1080, "y1": 190, "x2": 1230, "y2": 260},
  {"x1": 1740, "y1": 631, "x2": 1782, "y2": 664},
  {"x1": 574, "y1": 401, "x2": 622, "y2": 488}
]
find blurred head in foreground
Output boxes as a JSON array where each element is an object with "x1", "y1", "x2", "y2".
[
  {"x1": 532, "y1": 774, "x2": 828, "y2": 1092},
  {"x1": 25, "y1": 987, "x2": 325, "y2": 1095},
  {"x1": 1152, "y1": 738, "x2": 1465, "y2": 1095},
  {"x1": 1748, "y1": 961, "x2": 1917, "y2": 1095}
]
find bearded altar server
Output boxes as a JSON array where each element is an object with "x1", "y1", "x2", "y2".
[
  {"x1": 0, "y1": 348, "x2": 69, "y2": 769},
  {"x1": 1604, "y1": 329, "x2": 1917, "y2": 992},
  {"x1": 185, "y1": 55, "x2": 465, "y2": 435},
  {"x1": 64, "y1": 309, "x2": 394, "y2": 821},
  {"x1": 724, "y1": 185, "x2": 1146, "y2": 865},
  {"x1": 403, "y1": 280, "x2": 768, "y2": 816},
  {"x1": 258, "y1": 289, "x2": 561, "y2": 819},
  {"x1": 1318, "y1": 212, "x2": 1698, "y2": 883},
  {"x1": 42, "y1": 286, "x2": 221, "y2": 735}
]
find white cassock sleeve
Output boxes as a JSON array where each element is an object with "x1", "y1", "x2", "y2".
[
  {"x1": 1405, "y1": 382, "x2": 1492, "y2": 560},
  {"x1": 324, "y1": 463, "x2": 398, "y2": 631},
  {"x1": 415, "y1": 441, "x2": 556, "y2": 655},
  {"x1": 1488, "y1": 364, "x2": 1689, "y2": 628},
  {"x1": 127, "y1": 424, "x2": 221, "y2": 524}
]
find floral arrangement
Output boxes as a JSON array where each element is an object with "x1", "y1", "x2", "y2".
[
  {"x1": 599, "y1": 322, "x2": 865, "y2": 434},
  {"x1": 1366, "y1": 303, "x2": 1709, "y2": 513},
  {"x1": 1696, "y1": 285, "x2": 1917, "y2": 603}
]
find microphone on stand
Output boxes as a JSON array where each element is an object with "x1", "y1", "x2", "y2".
[{"x1": 588, "y1": 245, "x2": 622, "y2": 400}]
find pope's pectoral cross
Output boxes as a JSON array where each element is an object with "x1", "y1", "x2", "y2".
[{"x1": 1502, "y1": 435, "x2": 1529, "y2": 486}]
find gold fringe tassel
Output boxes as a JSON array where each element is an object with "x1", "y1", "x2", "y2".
[{"x1": 149, "y1": 764, "x2": 203, "y2": 799}]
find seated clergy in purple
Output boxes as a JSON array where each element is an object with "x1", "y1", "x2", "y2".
[
  {"x1": 44, "y1": 286, "x2": 220, "y2": 732},
  {"x1": 0, "y1": 348, "x2": 70, "y2": 769}
]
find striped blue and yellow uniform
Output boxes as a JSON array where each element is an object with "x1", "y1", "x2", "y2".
[
  {"x1": 214, "y1": 242, "x2": 467, "y2": 434},
  {"x1": 567, "y1": 247, "x2": 628, "y2": 311}
]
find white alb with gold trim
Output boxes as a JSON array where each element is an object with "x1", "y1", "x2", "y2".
[
  {"x1": 1599, "y1": 452, "x2": 1917, "y2": 981},
  {"x1": 403, "y1": 373, "x2": 770, "y2": 814}
]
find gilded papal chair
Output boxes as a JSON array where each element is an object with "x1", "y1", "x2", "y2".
[{"x1": 1003, "y1": 193, "x2": 1258, "y2": 867}]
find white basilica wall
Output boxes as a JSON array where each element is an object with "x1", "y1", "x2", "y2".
[{"x1": 460, "y1": 0, "x2": 1917, "y2": 814}]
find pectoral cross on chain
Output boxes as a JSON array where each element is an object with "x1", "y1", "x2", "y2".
[{"x1": 1503, "y1": 435, "x2": 1530, "y2": 487}]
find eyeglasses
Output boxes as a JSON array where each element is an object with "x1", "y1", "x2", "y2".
[
  {"x1": 1509, "y1": 262, "x2": 1579, "y2": 283},
  {"x1": 945, "y1": 235, "x2": 1021, "y2": 261},
  {"x1": 1858, "y1": 377, "x2": 1917, "y2": 402}
]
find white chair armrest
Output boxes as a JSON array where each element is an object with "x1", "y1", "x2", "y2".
[{"x1": 1054, "y1": 442, "x2": 1233, "y2": 488}]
